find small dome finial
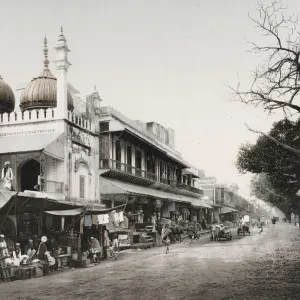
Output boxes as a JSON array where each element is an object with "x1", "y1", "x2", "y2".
[
  {"x1": 43, "y1": 35, "x2": 49, "y2": 69},
  {"x1": 94, "y1": 85, "x2": 97, "y2": 92},
  {"x1": 61, "y1": 25, "x2": 63, "y2": 34}
]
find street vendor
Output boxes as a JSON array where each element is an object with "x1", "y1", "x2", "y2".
[
  {"x1": 88, "y1": 237, "x2": 101, "y2": 263},
  {"x1": 37, "y1": 236, "x2": 56, "y2": 270},
  {"x1": 0, "y1": 234, "x2": 10, "y2": 267},
  {"x1": 12, "y1": 243, "x2": 28, "y2": 266},
  {"x1": 24, "y1": 239, "x2": 37, "y2": 262}
]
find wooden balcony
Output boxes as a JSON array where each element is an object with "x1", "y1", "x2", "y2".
[
  {"x1": 100, "y1": 159, "x2": 177, "y2": 187},
  {"x1": 179, "y1": 183, "x2": 203, "y2": 195}
]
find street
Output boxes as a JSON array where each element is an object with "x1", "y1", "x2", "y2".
[{"x1": 2, "y1": 223, "x2": 300, "y2": 300}]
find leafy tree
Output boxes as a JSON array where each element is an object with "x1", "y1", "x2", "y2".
[
  {"x1": 231, "y1": 0, "x2": 300, "y2": 215},
  {"x1": 236, "y1": 119, "x2": 300, "y2": 214}
]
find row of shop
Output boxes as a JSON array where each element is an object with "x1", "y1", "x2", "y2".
[{"x1": 0, "y1": 179, "x2": 242, "y2": 282}]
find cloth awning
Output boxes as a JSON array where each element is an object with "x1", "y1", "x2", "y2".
[
  {"x1": 0, "y1": 132, "x2": 64, "y2": 160},
  {"x1": 100, "y1": 177, "x2": 211, "y2": 207},
  {"x1": 0, "y1": 190, "x2": 17, "y2": 209},
  {"x1": 190, "y1": 198, "x2": 212, "y2": 209},
  {"x1": 220, "y1": 206, "x2": 239, "y2": 214},
  {"x1": 44, "y1": 208, "x2": 84, "y2": 216}
]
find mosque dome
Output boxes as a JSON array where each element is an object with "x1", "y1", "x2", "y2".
[
  {"x1": 0, "y1": 76, "x2": 15, "y2": 114},
  {"x1": 20, "y1": 37, "x2": 74, "y2": 112}
]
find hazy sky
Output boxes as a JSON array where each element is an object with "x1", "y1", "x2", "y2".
[{"x1": 1, "y1": 0, "x2": 299, "y2": 198}]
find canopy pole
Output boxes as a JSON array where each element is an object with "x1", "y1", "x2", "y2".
[
  {"x1": 14, "y1": 197, "x2": 17, "y2": 244},
  {"x1": 40, "y1": 198, "x2": 48, "y2": 235}
]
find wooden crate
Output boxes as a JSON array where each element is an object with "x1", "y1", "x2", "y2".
[
  {"x1": 69, "y1": 259, "x2": 91, "y2": 268},
  {"x1": 16, "y1": 266, "x2": 36, "y2": 280}
]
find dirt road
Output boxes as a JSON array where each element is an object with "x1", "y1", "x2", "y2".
[{"x1": 3, "y1": 223, "x2": 300, "y2": 300}]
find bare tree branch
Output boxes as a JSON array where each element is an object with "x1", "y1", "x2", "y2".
[{"x1": 230, "y1": 0, "x2": 300, "y2": 115}]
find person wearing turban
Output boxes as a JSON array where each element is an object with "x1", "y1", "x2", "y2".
[{"x1": 1, "y1": 161, "x2": 13, "y2": 190}]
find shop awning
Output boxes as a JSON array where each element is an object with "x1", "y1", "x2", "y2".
[
  {"x1": 0, "y1": 131, "x2": 64, "y2": 160},
  {"x1": 100, "y1": 177, "x2": 209, "y2": 206},
  {"x1": 220, "y1": 206, "x2": 239, "y2": 214},
  {"x1": 44, "y1": 208, "x2": 84, "y2": 216},
  {"x1": 190, "y1": 198, "x2": 212, "y2": 209},
  {"x1": 0, "y1": 190, "x2": 17, "y2": 209}
]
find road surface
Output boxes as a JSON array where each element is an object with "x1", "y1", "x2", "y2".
[{"x1": 2, "y1": 223, "x2": 300, "y2": 300}]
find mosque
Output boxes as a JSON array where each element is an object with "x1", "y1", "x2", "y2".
[{"x1": 0, "y1": 28, "x2": 211, "y2": 240}]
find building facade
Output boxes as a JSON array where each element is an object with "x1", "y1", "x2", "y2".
[{"x1": 0, "y1": 29, "x2": 211, "y2": 240}]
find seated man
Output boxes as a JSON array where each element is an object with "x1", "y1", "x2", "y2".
[
  {"x1": 38, "y1": 236, "x2": 56, "y2": 271},
  {"x1": 25, "y1": 239, "x2": 37, "y2": 262},
  {"x1": 219, "y1": 224, "x2": 225, "y2": 235},
  {"x1": 12, "y1": 243, "x2": 28, "y2": 266},
  {"x1": 88, "y1": 237, "x2": 101, "y2": 263}
]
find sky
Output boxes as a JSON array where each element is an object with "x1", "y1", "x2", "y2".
[{"x1": 1, "y1": 0, "x2": 299, "y2": 198}]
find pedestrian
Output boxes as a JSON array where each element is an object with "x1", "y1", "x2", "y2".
[
  {"x1": 161, "y1": 224, "x2": 171, "y2": 254},
  {"x1": 102, "y1": 226, "x2": 110, "y2": 260},
  {"x1": 188, "y1": 227, "x2": 194, "y2": 245},
  {"x1": 257, "y1": 219, "x2": 263, "y2": 234},
  {"x1": 110, "y1": 234, "x2": 119, "y2": 260}
]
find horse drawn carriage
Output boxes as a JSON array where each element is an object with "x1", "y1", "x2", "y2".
[{"x1": 210, "y1": 224, "x2": 232, "y2": 241}]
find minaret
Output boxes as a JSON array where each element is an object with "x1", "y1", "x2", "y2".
[
  {"x1": 92, "y1": 85, "x2": 102, "y2": 116},
  {"x1": 54, "y1": 26, "x2": 71, "y2": 119}
]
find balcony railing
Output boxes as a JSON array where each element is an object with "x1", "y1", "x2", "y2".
[
  {"x1": 179, "y1": 183, "x2": 203, "y2": 195},
  {"x1": 40, "y1": 180, "x2": 64, "y2": 193},
  {"x1": 100, "y1": 159, "x2": 158, "y2": 182}
]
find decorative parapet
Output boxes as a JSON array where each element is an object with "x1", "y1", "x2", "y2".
[
  {"x1": 0, "y1": 108, "x2": 94, "y2": 133},
  {"x1": 67, "y1": 111, "x2": 93, "y2": 132}
]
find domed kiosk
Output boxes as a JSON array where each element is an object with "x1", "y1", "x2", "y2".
[
  {"x1": 0, "y1": 76, "x2": 15, "y2": 114},
  {"x1": 20, "y1": 37, "x2": 74, "y2": 112}
]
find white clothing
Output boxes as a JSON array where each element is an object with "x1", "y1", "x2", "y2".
[
  {"x1": 1, "y1": 167, "x2": 13, "y2": 190},
  {"x1": 119, "y1": 211, "x2": 124, "y2": 222}
]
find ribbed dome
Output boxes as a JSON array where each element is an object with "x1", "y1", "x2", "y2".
[
  {"x1": 20, "y1": 36, "x2": 74, "y2": 112},
  {"x1": 0, "y1": 76, "x2": 15, "y2": 114},
  {"x1": 20, "y1": 68, "x2": 74, "y2": 112}
]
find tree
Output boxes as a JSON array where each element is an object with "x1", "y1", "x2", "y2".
[
  {"x1": 250, "y1": 174, "x2": 294, "y2": 214},
  {"x1": 236, "y1": 119, "x2": 300, "y2": 214},
  {"x1": 231, "y1": 0, "x2": 300, "y2": 116}
]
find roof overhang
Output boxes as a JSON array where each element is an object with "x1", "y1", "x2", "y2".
[
  {"x1": 99, "y1": 177, "x2": 208, "y2": 206},
  {"x1": 0, "y1": 131, "x2": 64, "y2": 161}
]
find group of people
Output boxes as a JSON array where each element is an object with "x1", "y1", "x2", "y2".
[{"x1": 0, "y1": 234, "x2": 57, "y2": 271}]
